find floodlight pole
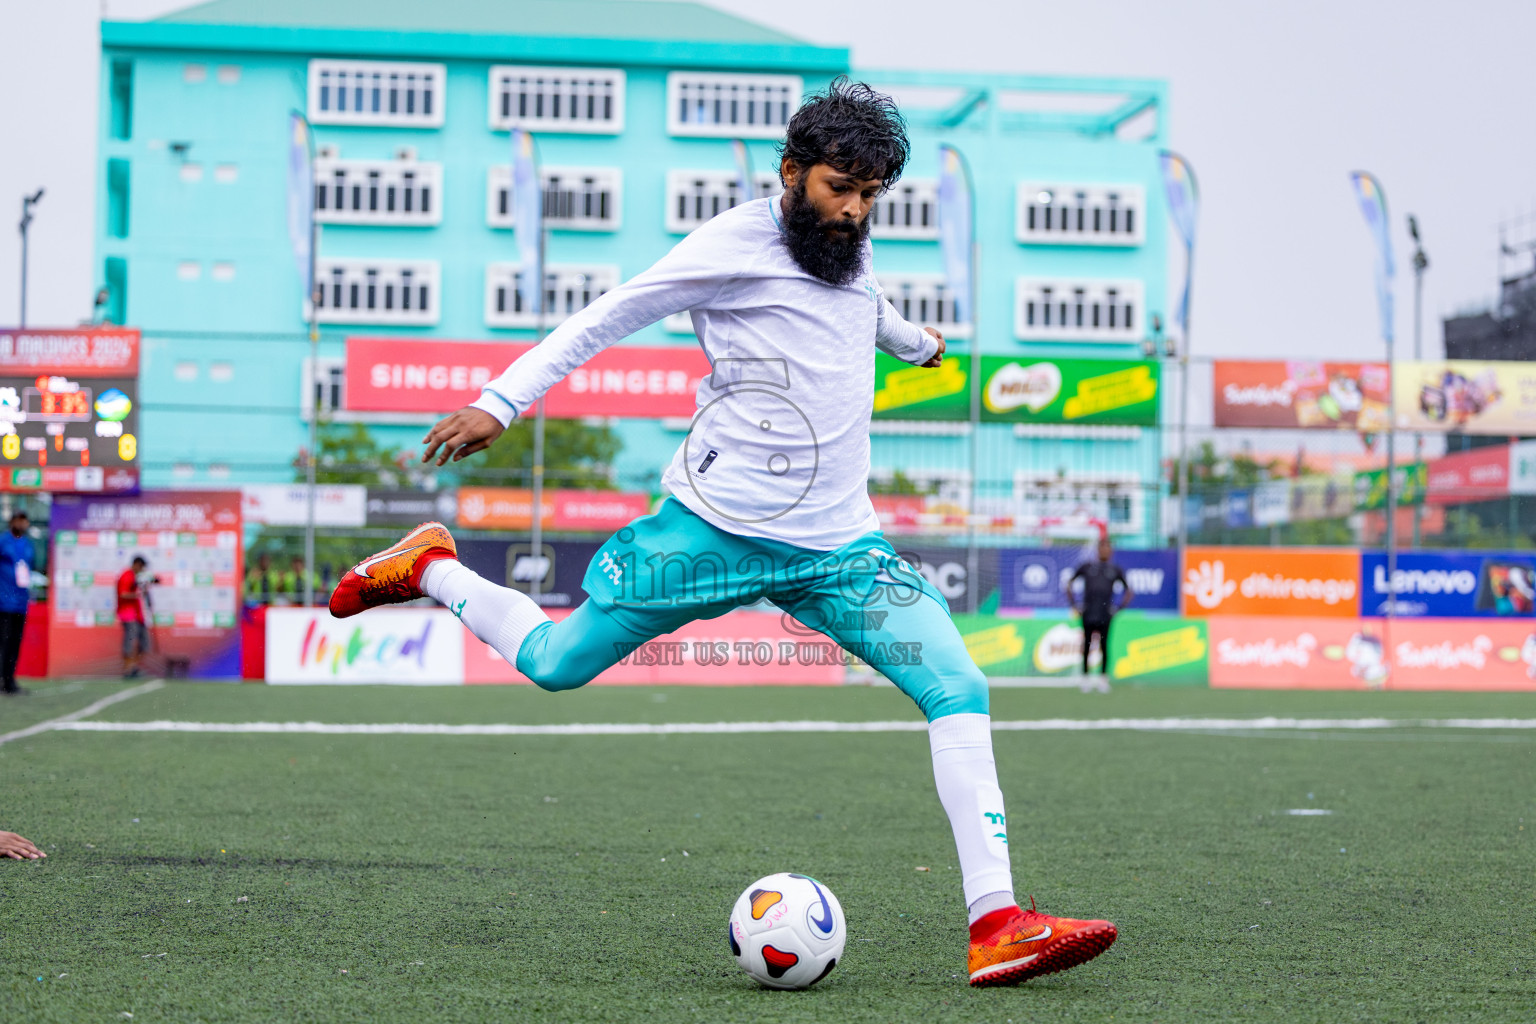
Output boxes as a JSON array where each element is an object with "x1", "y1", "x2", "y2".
[
  {"x1": 529, "y1": 224, "x2": 548, "y2": 600},
  {"x1": 18, "y1": 189, "x2": 44, "y2": 329},
  {"x1": 1409, "y1": 215, "x2": 1428, "y2": 547},
  {"x1": 302, "y1": 130, "x2": 319, "y2": 608}
]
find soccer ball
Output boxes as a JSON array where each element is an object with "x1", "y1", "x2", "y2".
[{"x1": 727, "y1": 872, "x2": 846, "y2": 989}]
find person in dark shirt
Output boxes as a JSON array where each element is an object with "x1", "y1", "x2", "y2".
[
  {"x1": 0, "y1": 510, "x2": 35, "y2": 695},
  {"x1": 1068, "y1": 537, "x2": 1134, "y2": 677}
]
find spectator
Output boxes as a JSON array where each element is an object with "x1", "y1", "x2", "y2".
[
  {"x1": 0, "y1": 510, "x2": 34, "y2": 696},
  {"x1": 0, "y1": 830, "x2": 44, "y2": 860},
  {"x1": 117, "y1": 555, "x2": 155, "y2": 679},
  {"x1": 1068, "y1": 536, "x2": 1134, "y2": 679}
]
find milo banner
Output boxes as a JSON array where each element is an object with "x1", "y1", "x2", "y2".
[
  {"x1": 872, "y1": 354, "x2": 1160, "y2": 426},
  {"x1": 1107, "y1": 616, "x2": 1209, "y2": 686},
  {"x1": 1353, "y1": 462, "x2": 1426, "y2": 511},
  {"x1": 1393, "y1": 360, "x2": 1536, "y2": 434}
]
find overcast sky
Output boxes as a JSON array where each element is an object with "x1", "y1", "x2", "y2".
[{"x1": 4, "y1": 0, "x2": 1535, "y2": 368}]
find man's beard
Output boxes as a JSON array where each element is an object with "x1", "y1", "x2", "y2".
[{"x1": 779, "y1": 181, "x2": 870, "y2": 287}]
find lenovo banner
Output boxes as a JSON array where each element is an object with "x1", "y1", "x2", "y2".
[
  {"x1": 1212, "y1": 360, "x2": 1390, "y2": 430},
  {"x1": 456, "y1": 486, "x2": 652, "y2": 532},
  {"x1": 1424, "y1": 445, "x2": 1512, "y2": 505},
  {"x1": 345, "y1": 338, "x2": 709, "y2": 418},
  {"x1": 1394, "y1": 360, "x2": 1536, "y2": 434},
  {"x1": 1361, "y1": 550, "x2": 1536, "y2": 618},
  {"x1": 1181, "y1": 546, "x2": 1360, "y2": 617}
]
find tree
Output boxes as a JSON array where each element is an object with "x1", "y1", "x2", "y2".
[
  {"x1": 294, "y1": 421, "x2": 430, "y2": 488},
  {"x1": 447, "y1": 417, "x2": 620, "y2": 490}
]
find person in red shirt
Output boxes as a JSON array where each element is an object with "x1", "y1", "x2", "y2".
[{"x1": 117, "y1": 556, "x2": 152, "y2": 679}]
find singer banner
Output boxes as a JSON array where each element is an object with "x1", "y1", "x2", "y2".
[{"x1": 1212, "y1": 360, "x2": 1391, "y2": 430}]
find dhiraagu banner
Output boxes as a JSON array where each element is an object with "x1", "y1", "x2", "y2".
[
  {"x1": 979, "y1": 357, "x2": 1159, "y2": 426},
  {"x1": 1107, "y1": 615, "x2": 1210, "y2": 686},
  {"x1": 871, "y1": 355, "x2": 1159, "y2": 425}
]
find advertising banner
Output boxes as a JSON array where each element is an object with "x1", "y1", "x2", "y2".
[
  {"x1": 1424, "y1": 445, "x2": 1511, "y2": 505},
  {"x1": 951, "y1": 614, "x2": 1089, "y2": 678},
  {"x1": 1207, "y1": 617, "x2": 1381, "y2": 689},
  {"x1": 366, "y1": 489, "x2": 457, "y2": 527},
  {"x1": 266, "y1": 606, "x2": 464, "y2": 684},
  {"x1": 1212, "y1": 360, "x2": 1390, "y2": 430},
  {"x1": 890, "y1": 544, "x2": 998, "y2": 611},
  {"x1": 241, "y1": 484, "x2": 367, "y2": 527},
  {"x1": 345, "y1": 338, "x2": 710, "y2": 418},
  {"x1": 1386, "y1": 619, "x2": 1536, "y2": 691},
  {"x1": 1360, "y1": 550, "x2": 1536, "y2": 618},
  {"x1": 49, "y1": 490, "x2": 242, "y2": 677},
  {"x1": 456, "y1": 487, "x2": 651, "y2": 532},
  {"x1": 1510, "y1": 440, "x2": 1536, "y2": 495},
  {"x1": 0, "y1": 328, "x2": 141, "y2": 493},
  {"x1": 1353, "y1": 462, "x2": 1426, "y2": 510},
  {"x1": 1000, "y1": 548, "x2": 1178, "y2": 611},
  {"x1": 871, "y1": 354, "x2": 1160, "y2": 426},
  {"x1": 1394, "y1": 360, "x2": 1536, "y2": 434},
  {"x1": 454, "y1": 539, "x2": 602, "y2": 609},
  {"x1": 1252, "y1": 480, "x2": 1291, "y2": 527},
  {"x1": 464, "y1": 608, "x2": 843, "y2": 685},
  {"x1": 1181, "y1": 546, "x2": 1360, "y2": 617},
  {"x1": 1107, "y1": 616, "x2": 1209, "y2": 686}
]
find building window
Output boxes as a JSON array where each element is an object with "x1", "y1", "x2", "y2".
[
  {"x1": 878, "y1": 274, "x2": 971, "y2": 337},
  {"x1": 869, "y1": 180, "x2": 938, "y2": 240},
  {"x1": 664, "y1": 170, "x2": 782, "y2": 233},
  {"x1": 486, "y1": 165, "x2": 622, "y2": 231},
  {"x1": 183, "y1": 63, "x2": 207, "y2": 84},
  {"x1": 308, "y1": 59, "x2": 445, "y2": 128},
  {"x1": 314, "y1": 156, "x2": 442, "y2": 226},
  {"x1": 1013, "y1": 473, "x2": 1143, "y2": 536},
  {"x1": 303, "y1": 357, "x2": 347, "y2": 419},
  {"x1": 103, "y1": 258, "x2": 127, "y2": 324},
  {"x1": 107, "y1": 159, "x2": 130, "y2": 239},
  {"x1": 666, "y1": 72, "x2": 801, "y2": 138},
  {"x1": 1015, "y1": 183, "x2": 1145, "y2": 246},
  {"x1": 109, "y1": 60, "x2": 133, "y2": 140},
  {"x1": 216, "y1": 65, "x2": 240, "y2": 85},
  {"x1": 485, "y1": 263, "x2": 619, "y2": 329},
  {"x1": 314, "y1": 259, "x2": 439, "y2": 325},
  {"x1": 1014, "y1": 278, "x2": 1144, "y2": 342},
  {"x1": 488, "y1": 65, "x2": 625, "y2": 134}
]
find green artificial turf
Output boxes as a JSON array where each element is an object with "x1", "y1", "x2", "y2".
[{"x1": 2, "y1": 680, "x2": 1533, "y2": 1023}]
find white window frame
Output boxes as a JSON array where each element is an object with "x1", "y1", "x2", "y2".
[
  {"x1": 1012, "y1": 471, "x2": 1144, "y2": 536},
  {"x1": 1014, "y1": 278, "x2": 1143, "y2": 343},
  {"x1": 308, "y1": 60, "x2": 445, "y2": 128},
  {"x1": 314, "y1": 157, "x2": 442, "y2": 226},
  {"x1": 664, "y1": 170, "x2": 782, "y2": 233},
  {"x1": 666, "y1": 72, "x2": 801, "y2": 138},
  {"x1": 485, "y1": 263, "x2": 619, "y2": 329},
  {"x1": 487, "y1": 65, "x2": 625, "y2": 134},
  {"x1": 1015, "y1": 183, "x2": 1145, "y2": 246},
  {"x1": 314, "y1": 259, "x2": 439, "y2": 326},
  {"x1": 486, "y1": 165, "x2": 622, "y2": 231},
  {"x1": 869, "y1": 179, "x2": 939, "y2": 240},
  {"x1": 301, "y1": 356, "x2": 346, "y2": 421},
  {"x1": 878, "y1": 274, "x2": 972, "y2": 338}
]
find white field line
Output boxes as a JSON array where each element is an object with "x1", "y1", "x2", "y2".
[
  {"x1": 0, "y1": 679, "x2": 166, "y2": 746},
  {"x1": 47, "y1": 715, "x2": 1536, "y2": 737}
]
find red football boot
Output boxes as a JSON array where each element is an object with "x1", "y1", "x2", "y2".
[
  {"x1": 328, "y1": 521, "x2": 457, "y2": 619},
  {"x1": 967, "y1": 899, "x2": 1117, "y2": 986}
]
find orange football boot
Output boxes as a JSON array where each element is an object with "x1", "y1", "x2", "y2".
[
  {"x1": 967, "y1": 899, "x2": 1117, "y2": 987},
  {"x1": 328, "y1": 521, "x2": 457, "y2": 619}
]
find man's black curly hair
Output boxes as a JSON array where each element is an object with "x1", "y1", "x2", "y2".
[{"x1": 777, "y1": 76, "x2": 909, "y2": 191}]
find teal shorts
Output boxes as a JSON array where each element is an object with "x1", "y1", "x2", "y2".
[{"x1": 515, "y1": 497, "x2": 989, "y2": 720}]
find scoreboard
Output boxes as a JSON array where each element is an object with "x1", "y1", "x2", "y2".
[{"x1": 0, "y1": 329, "x2": 140, "y2": 493}]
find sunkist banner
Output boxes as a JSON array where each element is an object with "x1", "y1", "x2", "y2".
[{"x1": 872, "y1": 354, "x2": 1160, "y2": 426}]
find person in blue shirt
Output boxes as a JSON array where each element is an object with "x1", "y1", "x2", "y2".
[{"x1": 0, "y1": 510, "x2": 35, "y2": 695}]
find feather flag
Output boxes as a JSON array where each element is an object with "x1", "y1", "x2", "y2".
[
  {"x1": 1350, "y1": 171, "x2": 1395, "y2": 342},
  {"x1": 511, "y1": 127, "x2": 543, "y2": 317},
  {"x1": 937, "y1": 144, "x2": 974, "y2": 325},
  {"x1": 1159, "y1": 151, "x2": 1198, "y2": 333},
  {"x1": 286, "y1": 112, "x2": 314, "y2": 301},
  {"x1": 731, "y1": 138, "x2": 753, "y2": 206}
]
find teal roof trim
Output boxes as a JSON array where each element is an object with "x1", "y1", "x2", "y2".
[{"x1": 99, "y1": 20, "x2": 849, "y2": 73}]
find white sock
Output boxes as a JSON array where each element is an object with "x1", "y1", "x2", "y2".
[
  {"x1": 929, "y1": 713, "x2": 1016, "y2": 923},
  {"x1": 421, "y1": 559, "x2": 549, "y2": 664}
]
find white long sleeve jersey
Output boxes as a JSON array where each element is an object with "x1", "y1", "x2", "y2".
[{"x1": 470, "y1": 196, "x2": 940, "y2": 551}]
